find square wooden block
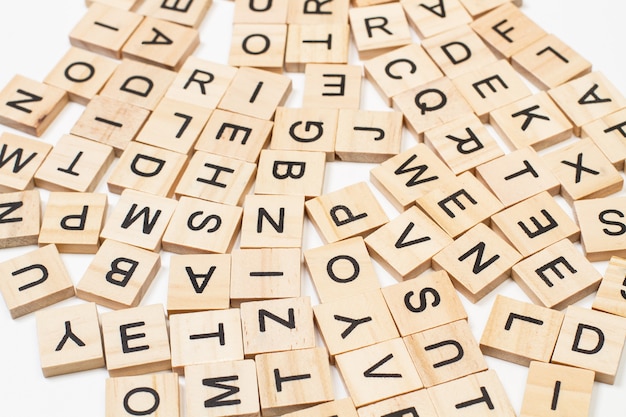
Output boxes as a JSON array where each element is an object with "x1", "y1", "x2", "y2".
[
  {"x1": 512, "y1": 239, "x2": 602, "y2": 310},
  {"x1": 0, "y1": 132, "x2": 52, "y2": 192},
  {"x1": 574, "y1": 197, "x2": 626, "y2": 261},
  {"x1": 381, "y1": 270, "x2": 467, "y2": 336},
  {"x1": 0, "y1": 244, "x2": 74, "y2": 319},
  {"x1": 356, "y1": 390, "x2": 439, "y2": 417},
  {"x1": 552, "y1": 305, "x2": 626, "y2": 384},
  {"x1": 76, "y1": 239, "x2": 161, "y2": 310},
  {"x1": 349, "y1": 3, "x2": 411, "y2": 58},
  {"x1": 234, "y1": 0, "x2": 288, "y2": 23},
  {"x1": 105, "y1": 372, "x2": 179, "y2": 417},
  {"x1": 302, "y1": 64, "x2": 362, "y2": 109},
  {"x1": 458, "y1": 0, "x2": 512, "y2": 17},
  {"x1": 229, "y1": 24, "x2": 287, "y2": 70},
  {"x1": 36, "y1": 302, "x2": 104, "y2": 377},
  {"x1": 402, "y1": 0, "x2": 471, "y2": 39},
  {"x1": 240, "y1": 194, "x2": 304, "y2": 248},
  {"x1": 282, "y1": 398, "x2": 357, "y2": 417},
  {"x1": 137, "y1": 0, "x2": 212, "y2": 27},
  {"x1": 285, "y1": 24, "x2": 350, "y2": 72},
  {"x1": 593, "y1": 256, "x2": 626, "y2": 318},
  {"x1": 582, "y1": 108, "x2": 626, "y2": 170},
  {"x1": 287, "y1": 0, "x2": 349, "y2": 23},
  {"x1": 0, "y1": 190, "x2": 41, "y2": 249},
  {"x1": 255, "y1": 149, "x2": 326, "y2": 198}
]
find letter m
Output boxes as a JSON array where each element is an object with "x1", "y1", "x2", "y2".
[
  {"x1": 0, "y1": 144, "x2": 38, "y2": 173},
  {"x1": 121, "y1": 204, "x2": 162, "y2": 234}
]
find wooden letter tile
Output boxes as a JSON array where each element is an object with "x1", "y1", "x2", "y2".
[
  {"x1": 582, "y1": 108, "x2": 626, "y2": 170},
  {"x1": 0, "y1": 190, "x2": 41, "y2": 249},
  {"x1": 458, "y1": 0, "x2": 512, "y2": 17},
  {"x1": 85, "y1": 0, "x2": 143, "y2": 10},
  {"x1": 402, "y1": 0, "x2": 472, "y2": 39},
  {"x1": 356, "y1": 390, "x2": 439, "y2": 417},
  {"x1": 240, "y1": 194, "x2": 304, "y2": 248},
  {"x1": 348, "y1": 3, "x2": 412, "y2": 59},
  {"x1": 255, "y1": 149, "x2": 326, "y2": 198},
  {"x1": 229, "y1": 24, "x2": 287, "y2": 71},
  {"x1": 574, "y1": 197, "x2": 626, "y2": 261},
  {"x1": 593, "y1": 256, "x2": 626, "y2": 318},
  {"x1": 302, "y1": 64, "x2": 362, "y2": 109},
  {"x1": 282, "y1": 398, "x2": 358, "y2": 417},
  {"x1": 285, "y1": 24, "x2": 350, "y2": 72},
  {"x1": 287, "y1": 0, "x2": 349, "y2": 24},
  {"x1": 0, "y1": 132, "x2": 52, "y2": 192},
  {"x1": 105, "y1": 372, "x2": 179, "y2": 417},
  {"x1": 234, "y1": 0, "x2": 288, "y2": 23},
  {"x1": 137, "y1": 0, "x2": 212, "y2": 28}
]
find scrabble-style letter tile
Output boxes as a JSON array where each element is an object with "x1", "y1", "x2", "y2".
[
  {"x1": 255, "y1": 149, "x2": 326, "y2": 198},
  {"x1": 284, "y1": 24, "x2": 350, "y2": 72},
  {"x1": 582, "y1": 108, "x2": 626, "y2": 170},
  {"x1": 0, "y1": 190, "x2": 41, "y2": 249},
  {"x1": 282, "y1": 398, "x2": 358, "y2": 417},
  {"x1": 593, "y1": 256, "x2": 626, "y2": 318},
  {"x1": 401, "y1": 0, "x2": 472, "y2": 39},
  {"x1": 349, "y1": 3, "x2": 412, "y2": 59},
  {"x1": 0, "y1": 132, "x2": 52, "y2": 192},
  {"x1": 234, "y1": 0, "x2": 288, "y2": 23},
  {"x1": 106, "y1": 372, "x2": 179, "y2": 417},
  {"x1": 302, "y1": 64, "x2": 362, "y2": 109},
  {"x1": 240, "y1": 194, "x2": 305, "y2": 248},
  {"x1": 574, "y1": 197, "x2": 626, "y2": 261},
  {"x1": 458, "y1": 0, "x2": 513, "y2": 17},
  {"x1": 137, "y1": 0, "x2": 212, "y2": 27},
  {"x1": 287, "y1": 0, "x2": 349, "y2": 24},
  {"x1": 356, "y1": 390, "x2": 439, "y2": 417},
  {"x1": 229, "y1": 24, "x2": 287, "y2": 71}
]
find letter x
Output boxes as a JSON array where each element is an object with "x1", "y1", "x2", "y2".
[{"x1": 560, "y1": 153, "x2": 599, "y2": 184}]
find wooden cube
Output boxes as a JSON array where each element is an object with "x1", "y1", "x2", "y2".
[
  {"x1": 348, "y1": 3, "x2": 412, "y2": 59},
  {"x1": 287, "y1": 0, "x2": 349, "y2": 24},
  {"x1": 582, "y1": 108, "x2": 626, "y2": 170},
  {"x1": 137, "y1": 0, "x2": 212, "y2": 27},
  {"x1": 593, "y1": 256, "x2": 626, "y2": 318},
  {"x1": 240, "y1": 194, "x2": 304, "y2": 248},
  {"x1": 285, "y1": 24, "x2": 350, "y2": 72},
  {"x1": 302, "y1": 64, "x2": 362, "y2": 109},
  {"x1": 105, "y1": 372, "x2": 179, "y2": 417},
  {"x1": 0, "y1": 132, "x2": 52, "y2": 192},
  {"x1": 0, "y1": 190, "x2": 41, "y2": 249},
  {"x1": 234, "y1": 0, "x2": 288, "y2": 23},
  {"x1": 402, "y1": 0, "x2": 471, "y2": 39},
  {"x1": 282, "y1": 398, "x2": 358, "y2": 417},
  {"x1": 255, "y1": 149, "x2": 326, "y2": 198},
  {"x1": 574, "y1": 197, "x2": 626, "y2": 261},
  {"x1": 229, "y1": 24, "x2": 287, "y2": 70}
]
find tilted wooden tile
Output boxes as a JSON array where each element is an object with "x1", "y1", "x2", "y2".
[
  {"x1": 365, "y1": 206, "x2": 453, "y2": 281},
  {"x1": 458, "y1": 0, "x2": 513, "y2": 17},
  {"x1": 552, "y1": 305, "x2": 626, "y2": 384},
  {"x1": 76, "y1": 239, "x2": 160, "y2": 310},
  {"x1": 105, "y1": 372, "x2": 179, "y2": 417},
  {"x1": 35, "y1": 302, "x2": 104, "y2": 377},
  {"x1": 582, "y1": 108, "x2": 626, "y2": 170},
  {"x1": 520, "y1": 361, "x2": 595, "y2": 417},
  {"x1": 255, "y1": 149, "x2": 326, "y2": 198},
  {"x1": 335, "y1": 338, "x2": 423, "y2": 407},
  {"x1": 0, "y1": 244, "x2": 74, "y2": 319},
  {"x1": 432, "y1": 223, "x2": 522, "y2": 303},
  {"x1": 229, "y1": 24, "x2": 287, "y2": 70},
  {"x1": 512, "y1": 239, "x2": 602, "y2": 310},
  {"x1": 284, "y1": 24, "x2": 350, "y2": 72},
  {"x1": 356, "y1": 389, "x2": 439, "y2": 417},
  {"x1": 85, "y1": 0, "x2": 143, "y2": 10},
  {"x1": 240, "y1": 194, "x2": 304, "y2": 248},
  {"x1": 0, "y1": 132, "x2": 52, "y2": 192},
  {"x1": 0, "y1": 75, "x2": 67, "y2": 137},
  {"x1": 381, "y1": 270, "x2": 467, "y2": 336},
  {"x1": 401, "y1": 0, "x2": 472, "y2": 39},
  {"x1": 234, "y1": 0, "x2": 288, "y2": 23},
  {"x1": 574, "y1": 197, "x2": 626, "y2": 261},
  {"x1": 302, "y1": 64, "x2": 362, "y2": 109},
  {"x1": 137, "y1": 0, "x2": 212, "y2": 27},
  {"x1": 287, "y1": 0, "x2": 349, "y2": 24},
  {"x1": 0, "y1": 190, "x2": 41, "y2": 249},
  {"x1": 282, "y1": 398, "x2": 358, "y2": 417},
  {"x1": 348, "y1": 3, "x2": 412, "y2": 59},
  {"x1": 593, "y1": 256, "x2": 626, "y2": 318},
  {"x1": 350, "y1": 0, "x2": 392, "y2": 8}
]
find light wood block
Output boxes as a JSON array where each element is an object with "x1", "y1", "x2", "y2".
[
  {"x1": 491, "y1": 191, "x2": 580, "y2": 258},
  {"x1": 195, "y1": 108, "x2": 273, "y2": 163},
  {"x1": 381, "y1": 270, "x2": 467, "y2": 336},
  {"x1": 428, "y1": 370, "x2": 516, "y2": 417},
  {"x1": 405, "y1": 319, "x2": 488, "y2": 387},
  {"x1": 402, "y1": 0, "x2": 472, "y2": 39},
  {"x1": 574, "y1": 197, "x2": 626, "y2": 261},
  {"x1": 0, "y1": 190, "x2": 41, "y2": 249},
  {"x1": 229, "y1": 24, "x2": 287, "y2": 70},
  {"x1": 36, "y1": 302, "x2": 104, "y2": 377},
  {"x1": 593, "y1": 256, "x2": 626, "y2": 318},
  {"x1": 76, "y1": 239, "x2": 160, "y2": 310},
  {"x1": 305, "y1": 181, "x2": 388, "y2": 244},
  {"x1": 370, "y1": 143, "x2": 457, "y2": 211},
  {"x1": 0, "y1": 75, "x2": 67, "y2": 137},
  {"x1": 512, "y1": 239, "x2": 602, "y2": 310},
  {"x1": 255, "y1": 149, "x2": 326, "y2": 198},
  {"x1": 100, "y1": 188, "x2": 178, "y2": 252},
  {"x1": 552, "y1": 305, "x2": 626, "y2": 384},
  {"x1": 86, "y1": 0, "x2": 143, "y2": 10},
  {"x1": 335, "y1": 109, "x2": 403, "y2": 163},
  {"x1": 175, "y1": 151, "x2": 257, "y2": 206},
  {"x1": 240, "y1": 194, "x2": 304, "y2": 248},
  {"x1": 167, "y1": 253, "x2": 231, "y2": 314},
  {"x1": 335, "y1": 338, "x2": 423, "y2": 407},
  {"x1": 305, "y1": 237, "x2": 380, "y2": 303},
  {"x1": 185, "y1": 359, "x2": 260, "y2": 417},
  {"x1": 416, "y1": 171, "x2": 504, "y2": 238},
  {"x1": 282, "y1": 398, "x2": 358, "y2": 417},
  {"x1": 240, "y1": 297, "x2": 315, "y2": 356},
  {"x1": 458, "y1": 0, "x2": 512, "y2": 17},
  {"x1": 70, "y1": 95, "x2": 150, "y2": 156},
  {"x1": 364, "y1": 43, "x2": 443, "y2": 107},
  {"x1": 582, "y1": 108, "x2": 626, "y2": 170},
  {"x1": 137, "y1": 0, "x2": 212, "y2": 27},
  {"x1": 218, "y1": 66, "x2": 291, "y2": 120},
  {"x1": 256, "y1": 347, "x2": 334, "y2": 416},
  {"x1": 432, "y1": 223, "x2": 522, "y2": 303},
  {"x1": 421, "y1": 25, "x2": 498, "y2": 79},
  {"x1": 285, "y1": 24, "x2": 350, "y2": 72},
  {"x1": 0, "y1": 244, "x2": 74, "y2": 319},
  {"x1": 170, "y1": 309, "x2": 244, "y2": 373},
  {"x1": 162, "y1": 196, "x2": 242, "y2": 254},
  {"x1": 44, "y1": 47, "x2": 118, "y2": 105},
  {"x1": 490, "y1": 91, "x2": 573, "y2": 151},
  {"x1": 0, "y1": 132, "x2": 52, "y2": 192},
  {"x1": 476, "y1": 146, "x2": 561, "y2": 208},
  {"x1": 287, "y1": 0, "x2": 349, "y2": 24},
  {"x1": 302, "y1": 64, "x2": 362, "y2": 109},
  {"x1": 520, "y1": 361, "x2": 595, "y2": 417},
  {"x1": 234, "y1": 0, "x2": 288, "y2": 23},
  {"x1": 357, "y1": 390, "x2": 439, "y2": 417},
  {"x1": 349, "y1": 3, "x2": 412, "y2": 59},
  {"x1": 39, "y1": 192, "x2": 107, "y2": 254},
  {"x1": 365, "y1": 206, "x2": 453, "y2": 281},
  {"x1": 313, "y1": 289, "x2": 399, "y2": 358},
  {"x1": 105, "y1": 372, "x2": 179, "y2": 417}
]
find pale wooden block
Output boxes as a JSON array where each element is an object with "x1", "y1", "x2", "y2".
[
  {"x1": 512, "y1": 239, "x2": 602, "y2": 310},
  {"x1": 137, "y1": 0, "x2": 212, "y2": 27},
  {"x1": 416, "y1": 171, "x2": 504, "y2": 238},
  {"x1": 364, "y1": 43, "x2": 443, "y2": 107},
  {"x1": 405, "y1": 319, "x2": 488, "y2": 387},
  {"x1": 234, "y1": 0, "x2": 288, "y2": 23},
  {"x1": 489, "y1": 91, "x2": 574, "y2": 151},
  {"x1": 218, "y1": 66, "x2": 292, "y2": 120},
  {"x1": 593, "y1": 256, "x2": 626, "y2": 318},
  {"x1": 287, "y1": 0, "x2": 349, "y2": 24},
  {"x1": 428, "y1": 370, "x2": 516, "y2": 417},
  {"x1": 520, "y1": 361, "x2": 595, "y2": 417},
  {"x1": 305, "y1": 181, "x2": 388, "y2": 244},
  {"x1": 335, "y1": 109, "x2": 403, "y2": 163},
  {"x1": 491, "y1": 191, "x2": 580, "y2": 258},
  {"x1": 548, "y1": 71, "x2": 626, "y2": 136},
  {"x1": 381, "y1": 270, "x2": 467, "y2": 336},
  {"x1": 480, "y1": 295, "x2": 564, "y2": 366},
  {"x1": 39, "y1": 192, "x2": 107, "y2": 254},
  {"x1": 240, "y1": 297, "x2": 315, "y2": 356},
  {"x1": 0, "y1": 190, "x2": 41, "y2": 249},
  {"x1": 86, "y1": 0, "x2": 142, "y2": 10},
  {"x1": 0, "y1": 132, "x2": 52, "y2": 192},
  {"x1": 574, "y1": 197, "x2": 626, "y2": 261},
  {"x1": 349, "y1": 3, "x2": 412, "y2": 59},
  {"x1": 162, "y1": 196, "x2": 242, "y2": 254},
  {"x1": 0, "y1": 244, "x2": 74, "y2": 319},
  {"x1": 304, "y1": 237, "x2": 380, "y2": 303},
  {"x1": 240, "y1": 194, "x2": 304, "y2": 248},
  {"x1": 335, "y1": 338, "x2": 423, "y2": 407},
  {"x1": 475, "y1": 146, "x2": 561, "y2": 208},
  {"x1": 229, "y1": 24, "x2": 287, "y2": 70},
  {"x1": 302, "y1": 64, "x2": 362, "y2": 109},
  {"x1": 195, "y1": 108, "x2": 273, "y2": 163},
  {"x1": 105, "y1": 372, "x2": 179, "y2": 417},
  {"x1": 282, "y1": 398, "x2": 358, "y2": 417},
  {"x1": 167, "y1": 253, "x2": 231, "y2": 314},
  {"x1": 36, "y1": 302, "x2": 104, "y2": 377},
  {"x1": 0, "y1": 75, "x2": 67, "y2": 137},
  {"x1": 230, "y1": 248, "x2": 301, "y2": 304},
  {"x1": 582, "y1": 108, "x2": 626, "y2": 170},
  {"x1": 370, "y1": 143, "x2": 457, "y2": 212},
  {"x1": 175, "y1": 151, "x2": 257, "y2": 206},
  {"x1": 552, "y1": 305, "x2": 626, "y2": 384},
  {"x1": 170, "y1": 309, "x2": 244, "y2": 374},
  {"x1": 313, "y1": 289, "x2": 399, "y2": 358},
  {"x1": 69, "y1": 3, "x2": 143, "y2": 59},
  {"x1": 402, "y1": 0, "x2": 472, "y2": 39},
  {"x1": 255, "y1": 149, "x2": 326, "y2": 198},
  {"x1": 185, "y1": 359, "x2": 260, "y2": 417},
  {"x1": 432, "y1": 223, "x2": 522, "y2": 303},
  {"x1": 44, "y1": 47, "x2": 118, "y2": 104},
  {"x1": 458, "y1": 0, "x2": 512, "y2": 17},
  {"x1": 76, "y1": 239, "x2": 161, "y2": 310},
  {"x1": 424, "y1": 113, "x2": 504, "y2": 174},
  {"x1": 357, "y1": 390, "x2": 439, "y2": 417},
  {"x1": 365, "y1": 206, "x2": 453, "y2": 281},
  {"x1": 100, "y1": 188, "x2": 178, "y2": 252},
  {"x1": 285, "y1": 24, "x2": 350, "y2": 72}
]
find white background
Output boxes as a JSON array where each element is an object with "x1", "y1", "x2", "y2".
[{"x1": 0, "y1": 0, "x2": 625, "y2": 416}]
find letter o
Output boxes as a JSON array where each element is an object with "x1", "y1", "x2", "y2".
[
  {"x1": 64, "y1": 61, "x2": 95, "y2": 83},
  {"x1": 326, "y1": 255, "x2": 360, "y2": 283},
  {"x1": 123, "y1": 387, "x2": 160, "y2": 416},
  {"x1": 242, "y1": 34, "x2": 271, "y2": 55}
]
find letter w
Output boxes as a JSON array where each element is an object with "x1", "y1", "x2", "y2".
[
  {"x1": 203, "y1": 376, "x2": 241, "y2": 408},
  {"x1": 0, "y1": 145, "x2": 38, "y2": 173},
  {"x1": 394, "y1": 154, "x2": 438, "y2": 187}
]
